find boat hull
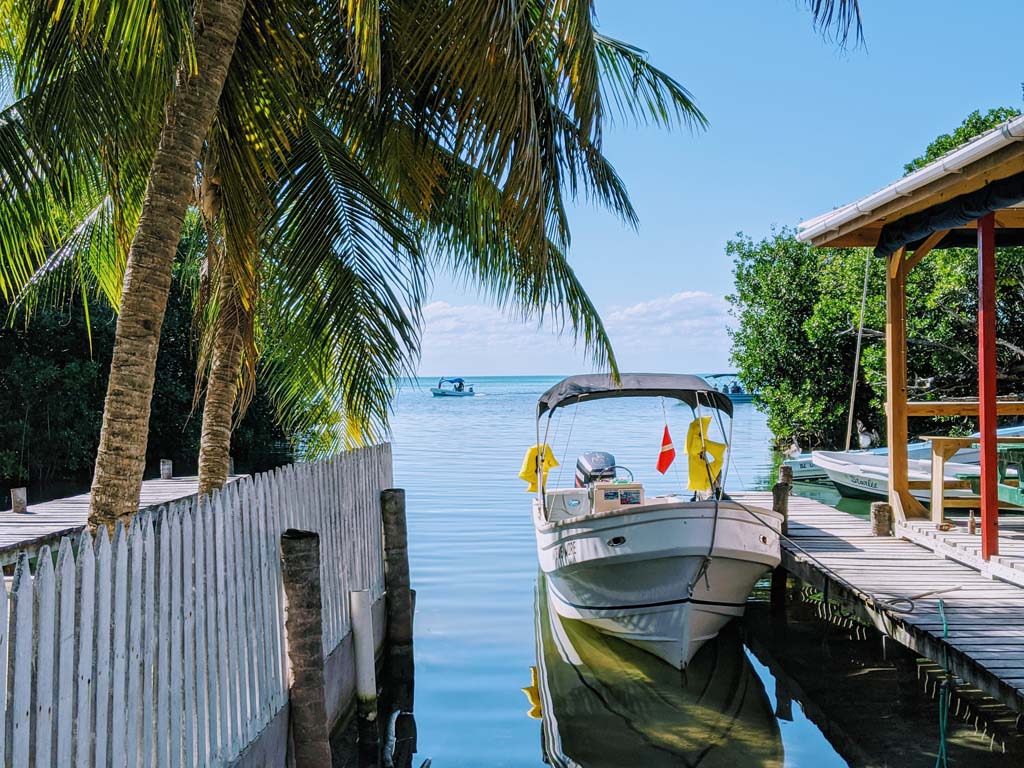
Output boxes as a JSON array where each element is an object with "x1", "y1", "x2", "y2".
[
  {"x1": 786, "y1": 425, "x2": 1024, "y2": 483},
  {"x1": 782, "y1": 455, "x2": 825, "y2": 480},
  {"x1": 534, "y1": 576, "x2": 783, "y2": 768},
  {"x1": 430, "y1": 388, "x2": 474, "y2": 397},
  {"x1": 534, "y1": 500, "x2": 781, "y2": 668},
  {"x1": 811, "y1": 450, "x2": 978, "y2": 502}
]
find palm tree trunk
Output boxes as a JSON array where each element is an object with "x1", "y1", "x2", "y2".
[
  {"x1": 87, "y1": 0, "x2": 248, "y2": 531},
  {"x1": 197, "y1": 267, "x2": 245, "y2": 496}
]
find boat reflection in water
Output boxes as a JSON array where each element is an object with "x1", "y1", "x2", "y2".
[{"x1": 530, "y1": 575, "x2": 783, "y2": 768}]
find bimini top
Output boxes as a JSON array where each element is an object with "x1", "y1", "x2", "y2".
[
  {"x1": 537, "y1": 373, "x2": 733, "y2": 418},
  {"x1": 438, "y1": 377, "x2": 465, "y2": 384}
]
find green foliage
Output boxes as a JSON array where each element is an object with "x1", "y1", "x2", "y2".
[
  {"x1": 0, "y1": 270, "x2": 292, "y2": 501},
  {"x1": 904, "y1": 107, "x2": 1021, "y2": 174},
  {"x1": 727, "y1": 230, "x2": 863, "y2": 446},
  {"x1": 730, "y1": 107, "x2": 1024, "y2": 448}
]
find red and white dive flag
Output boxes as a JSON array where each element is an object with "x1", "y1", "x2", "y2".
[{"x1": 656, "y1": 426, "x2": 676, "y2": 474}]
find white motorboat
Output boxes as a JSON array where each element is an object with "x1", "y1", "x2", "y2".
[
  {"x1": 811, "y1": 449, "x2": 979, "y2": 502},
  {"x1": 430, "y1": 377, "x2": 475, "y2": 397},
  {"x1": 528, "y1": 373, "x2": 782, "y2": 670},
  {"x1": 784, "y1": 423, "x2": 1024, "y2": 481},
  {"x1": 529, "y1": 575, "x2": 783, "y2": 768}
]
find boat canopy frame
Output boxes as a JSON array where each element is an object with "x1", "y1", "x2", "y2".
[{"x1": 536, "y1": 373, "x2": 734, "y2": 419}]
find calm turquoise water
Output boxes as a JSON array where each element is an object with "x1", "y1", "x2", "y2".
[{"x1": 389, "y1": 376, "x2": 1009, "y2": 767}]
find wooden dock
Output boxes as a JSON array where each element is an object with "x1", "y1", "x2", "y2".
[
  {"x1": 733, "y1": 491, "x2": 1024, "y2": 716},
  {"x1": 0, "y1": 476, "x2": 232, "y2": 564}
]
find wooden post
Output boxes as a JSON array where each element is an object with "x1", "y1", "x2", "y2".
[
  {"x1": 280, "y1": 529, "x2": 332, "y2": 767},
  {"x1": 351, "y1": 589, "x2": 380, "y2": 767},
  {"x1": 227, "y1": 456, "x2": 235, "y2": 476},
  {"x1": 770, "y1": 465, "x2": 791, "y2": 615},
  {"x1": 159, "y1": 460, "x2": 173, "y2": 480},
  {"x1": 885, "y1": 248, "x2": 917, "y2": 519},
  {"x1": 10, "y1": 487, "x2": 27, "y2": 514},
  {"x1": 978, "y1": 212, "x2": 999, "y2": 560},
  {"x1": 380, "y1": 489, "x2": 414, "y2": 711},
  {"x1": 870, "y1": 501, "x2": 893, "y2": 536}
]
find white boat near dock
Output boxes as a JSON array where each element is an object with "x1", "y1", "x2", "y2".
[
  {"x1": 528, "y1": 374, "x2": 781, "y2": 669},
  {"x1": 811, "y1": 450, "x2": 979, "y2": 502},
  {"x1": 785, "y1": 424, "x2": 1024, "y2": 482}
]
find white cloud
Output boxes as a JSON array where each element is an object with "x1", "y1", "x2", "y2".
[{"x1": 416, "y1": 291, "x2": 733, "y2": 376}]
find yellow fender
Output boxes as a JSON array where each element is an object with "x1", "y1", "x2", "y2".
[
  {"x1": 686, "y1": 417, "x2": 726, "y2": 492},
  {"x1": 519, "y1": 444, "x2": 559, "y2": 493},
  {"x1": 521, "y1": 666, "x2": 543, "y2": 719}
]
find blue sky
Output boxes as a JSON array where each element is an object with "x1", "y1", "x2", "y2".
[{"x1": 418, "y1": 0, "x2": 1024, "y2": 376}]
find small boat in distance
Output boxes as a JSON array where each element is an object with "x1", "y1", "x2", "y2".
[
  {"x1": 431, "y1": 377, "x2": 475, "y2": 397},
  {"x1": 528, "y1": 373, "x2": 781, "y2": 669},
  {"x1": 701, "y1": 373, "x2": 756, "y2": 403}
]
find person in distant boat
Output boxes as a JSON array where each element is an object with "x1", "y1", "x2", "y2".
[
  {"x1": 730, "y1": 382, "x2": 741, "y2": 394},
  {"x1": 455, "y1": 380, "x2": 464, "y2": 392}
]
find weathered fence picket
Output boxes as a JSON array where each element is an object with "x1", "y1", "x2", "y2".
[
  {"x1": 75, "y1": 532, "x2": 95, "y2": 768},
  {"x1": 9, "y1": 554, "x2": 33, "y2": 765},
  {"x1": 0, "y1": 444, "x2": 391, "y2": 767},
  {"x1": 32, "y1": 545, "x2": 55, "y2": 767},
  {"x1": 110, "y1": 525, "x2": 129, "y2": 768},
  {"x1": 55, "y1": 539, "x2": 75, "y2": 766}
]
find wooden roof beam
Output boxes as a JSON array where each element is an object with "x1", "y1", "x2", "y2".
[{"x1": 905, "y1": 229, "x2": 951, "y2": 271}]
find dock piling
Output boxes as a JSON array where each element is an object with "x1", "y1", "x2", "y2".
[
  {"x1": 351, "y1": 589, "x2": 380, "y2": 766},
  {"x1": 280, "y1": 529, "x2": 332, "y2": 767},
  {"x1": 770, "y1": 465, "x2": 792, "y2": 614},
  {"x1": 159, "y1": 459, "x2": 173, "y2": 480},
  {"x1": 871, "y1": 502, "x2": 893, "y2": 536},
  {"x1": 10, "y1": 487, "x2": 27, "y2": 514},
  {"x1": 381, "y1": 488, "x2": 415, "y2": 711}
]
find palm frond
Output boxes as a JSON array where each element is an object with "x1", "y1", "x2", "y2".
[
  {"x1": 592, "y1": 33, "x2": 707, "y2": 131},
  {"x1": 343, "y1": 0, "x2": 382, "y2": 98},
  {"x1": 804, "y1": 0, "x2": 863, "y2": 45},
  {"x1": 260, "y1": 112, "x2": 424, "y2": 453}
]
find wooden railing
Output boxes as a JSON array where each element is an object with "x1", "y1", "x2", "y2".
[{"x1": 0, "y1": 444, "x2": 391, "y2": 766}]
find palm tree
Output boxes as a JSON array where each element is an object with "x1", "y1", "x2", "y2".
[
  {"x1": 5, "y1": 0, "x2": 249, "y2": 527},
  {"x1": 2, "y1": 0, "x2": 863, "y2": 526}
]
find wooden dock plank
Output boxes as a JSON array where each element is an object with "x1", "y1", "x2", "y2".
[
  {"x1": 733, "y1": 490, "x2": 1024, "y2": 715},
  {"x1": 0, "y1": 477, "x2": 238, "y2": 565}
]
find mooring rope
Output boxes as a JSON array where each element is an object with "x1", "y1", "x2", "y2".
[{"x1": 726, "y1": 491, "x2": 962, "y2": 615}]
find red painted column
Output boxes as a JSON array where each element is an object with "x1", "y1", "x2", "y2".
[{"x1": 978, "y1": 212, "x2": 999, "y2": 559}]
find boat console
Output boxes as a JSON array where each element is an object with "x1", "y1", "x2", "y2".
[
  {"x1": 544, "y1": 451, "x2": 646, "y2": 521},
  {"x1": 592, "y1": 481, "x2": 645, "y2": 513}
]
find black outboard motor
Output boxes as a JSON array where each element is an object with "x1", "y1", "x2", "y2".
[{"x1": 575, "y1": 451, "x2": 616, "y2": 487}]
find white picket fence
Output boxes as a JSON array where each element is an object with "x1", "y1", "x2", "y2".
[{"x1": 0, "y1": 444, "x2": 391, "y2": 767}]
